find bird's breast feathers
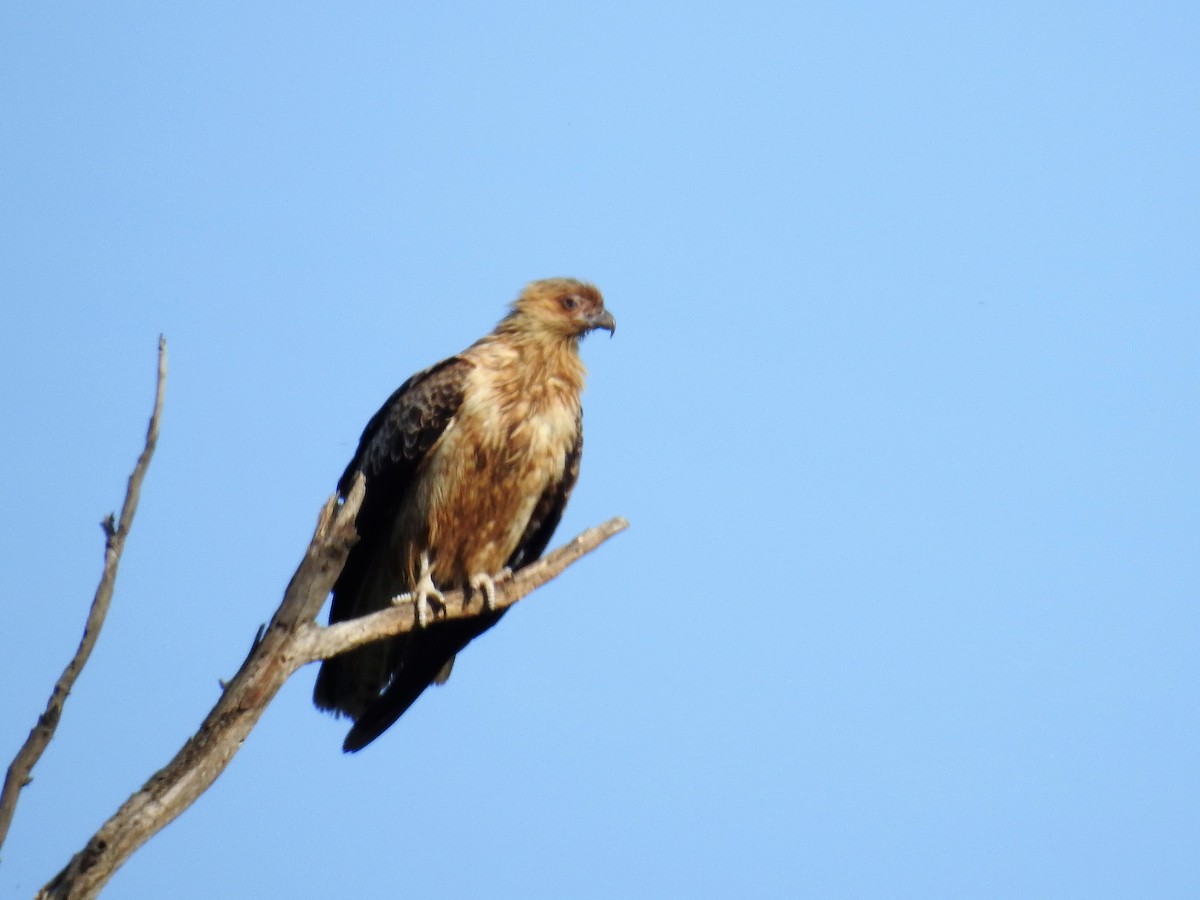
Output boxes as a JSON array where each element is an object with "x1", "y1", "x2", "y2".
[{"x1": 409, "y1": 361, "x2": 580, "y2": 584}]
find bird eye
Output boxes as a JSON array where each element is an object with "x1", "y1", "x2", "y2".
[{"x1": 561, "y1": 296, "x2": 580, "y2": 311}]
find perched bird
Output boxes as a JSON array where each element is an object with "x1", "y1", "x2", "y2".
[{"x1": 314, "y1": 278, "x2": 614, "y2": 752}]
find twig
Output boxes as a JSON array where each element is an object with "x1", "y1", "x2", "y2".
[{"x1": 0, "y1": 336, "x2": 167, "y2": 856}]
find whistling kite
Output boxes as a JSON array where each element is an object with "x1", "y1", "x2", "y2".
[{"x1": 314, "y1": 279, "x2": 614, "y2": 751}]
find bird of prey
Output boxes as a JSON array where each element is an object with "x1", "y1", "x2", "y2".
[{"x1": 313, "y1": 278, "x2": 614, "y2": 752}]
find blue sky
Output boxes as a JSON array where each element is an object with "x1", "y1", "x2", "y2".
[{"x1": 2, "y1": 2, "x2": 1197, "y2": 897}]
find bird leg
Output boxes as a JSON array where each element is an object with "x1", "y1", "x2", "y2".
[
  {"x1": 392, "y1": 551, "x2": 445, "y2": 627},
  {"x1": 468, "y1": 567, "x2": 512, "y2": 612}
]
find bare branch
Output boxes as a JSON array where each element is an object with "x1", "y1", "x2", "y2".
[
  {"x1": 294, "y1": 515, "x2": 630, "y2": 664},
  {"x1": 0, "y1": 337, "x2": 167, "y2": 855},
  {"x1": 36, "y1": 483, "x2": 365, "y2": 900},
  {"x1": 35, "y1": 470, "x2": 625, "y2": 900}
]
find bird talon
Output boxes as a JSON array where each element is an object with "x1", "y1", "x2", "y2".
[
  {"x1": 469, "y1": 571, "x2": 500, "y2": 611},
  {"x1": 392, "y1": 551, "x2": 445, "y2": 627}
]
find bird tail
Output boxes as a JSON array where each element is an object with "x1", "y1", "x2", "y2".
[{"x1": 341, "y1": 609, "x2": 508, "y2": 752}]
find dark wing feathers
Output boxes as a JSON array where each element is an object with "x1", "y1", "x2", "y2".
[
  {"x1": 313, "y1": 357, "x2": 471, "y2": 715},
  {"x1": 337, "y1": 358, "x2": 471, "y2": 541},
  {"x1": 327, "y1": 357, "x2": 472, "y2": 622}
]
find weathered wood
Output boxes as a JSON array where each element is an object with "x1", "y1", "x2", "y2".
[
  {"x1": 35, "y1": 500, "x2": 626, "y2": 900},
  {"x1": 36, "y1": 486, "x2": 363, "y2": 900}
]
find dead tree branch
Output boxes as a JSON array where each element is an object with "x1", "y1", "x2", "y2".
[
  {"x1": 0, "y1": 336, "x2": 167, "y2": 856},
  {"x1": 35, "y1": 482, "x2": 365, "y2": 900},
  {"x1": 33, "y1": 462, "x2": 625, "y2": 900}
]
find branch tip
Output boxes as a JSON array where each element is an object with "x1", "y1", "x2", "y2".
[{"x1": 1, "y1": 341, "x2": 168, "y2": 858}]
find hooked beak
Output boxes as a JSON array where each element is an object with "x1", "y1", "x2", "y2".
[{"x1": 587, "y1": 309, "x2": 616, "y2": 335}]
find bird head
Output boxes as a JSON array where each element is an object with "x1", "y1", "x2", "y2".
[{"x1": 504, "y1": 278, "x2": 616, "y2": 341}]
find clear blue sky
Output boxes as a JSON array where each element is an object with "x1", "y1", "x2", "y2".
[{"x1": 2, "y1": 2, "x2": 1197, "y2": 897}]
